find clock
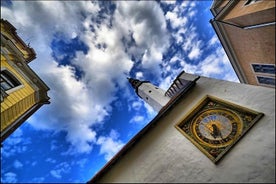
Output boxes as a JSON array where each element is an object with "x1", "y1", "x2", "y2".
[
  {"x1": 175, "y1": 95, "x2": 264, "y2": 164},
  {"x1": 192, "y1": 108, "x2": 243, "y2": 148}
]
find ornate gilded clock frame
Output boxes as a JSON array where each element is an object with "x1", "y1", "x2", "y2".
[{"x1": 175, "y1": 95, "x2": 264, "y2": 164}]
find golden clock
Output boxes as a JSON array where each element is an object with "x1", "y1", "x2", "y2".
[
  {"x1": 192, "y1": 108, "x2": 243, "y2": 148},
  {"x1": 175, "y1": 95, "x2": 264, "y2": 164}
]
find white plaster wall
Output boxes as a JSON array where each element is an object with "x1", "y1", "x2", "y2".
[
  {"x1": 138, "y1": 83, "x2": 170, "y2": 112},
  {"x1": 98, "y1": 76, "x2": 275, "y2": 183}
]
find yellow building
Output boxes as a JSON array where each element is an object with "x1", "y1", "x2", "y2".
[
  {"x1": 1, "y1": 19, "x2": 50, "y2": 143},
  {"x1": 210, "y1": 0, "x2": 275, "y2": 88}
]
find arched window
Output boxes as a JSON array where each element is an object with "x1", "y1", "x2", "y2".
[{"x1": 1, "y1": 69, "x2": 21, "y2": 91}]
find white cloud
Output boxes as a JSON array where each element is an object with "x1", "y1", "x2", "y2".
[
  {"x1": 165, "y1": 10, "x2": 188, "y2": 29},
  {"x1": 1, "y1": 127, "x2": 30, "y2": 158},
  {"x1": 135, "y1": 72, "x2": 144, "y2": 79},
  {"x1": 2, "y1": 1, "x2": 162, "y2": 155},
  {"x1": 161, "y1": 1, "x2": 237, "y2": 83},
  {"x1": 50, "y1": 162, "x2": 71, "y2": 179},
  {"x1": 161, "y1": 0, "x2": 176, "y2": 5},
  {"x1": 1, "y1": 1, "x2": 115, "y2": 154},
  {"x1": 13, "y1": 160, "x2": 23, "y2": 169},
  {"x1": 115, "y1": 1, "x2": 170, "y2": 76},
  {"x1": 143, "y1": 102, "x2": 157, "y2": 119},
  {"x1": 188, "y1": 44, "x2": 202, "y2": 60},
  {"x1": 141, "y1": 47, "x2": 163, "y2": 72},
  {"x1": 1, "y1": 172, "x2": 17, "y2": 183},
  {"x1": 96, "y1": 130, "x2": 125, "y2": 161},
  {"x1": 180, "y1": 61, "x2": 198, "y2": 74},
  {"x1": 27, "y1": 61, "x2": 99, "y2": 154},
  {"x1": 31, "y1": 161, "x2": 37, "y2": 167},
  {"x1": 208, "y1": 35, "x2": 219, "y2": 46},
  {"x1": 188, "y1": 9, "x2": 196, "y2": 18},
  {"x1": 117, "y1": 1, "x2": 168, "y2": 48},
  {"x1": 173, "y1": 28, "x2": 187, "y2": 44},
  {"x1": 165, "y1": 1, "x2": 195, "y2": 30},
  {"x1": 73, "y1": 34, "x2": 133, "y2": 105},
  {"x1": 160, "y1": 41, "x2": 238, "y2": 84},
  {"x1": 32, "y1": 177, "x2": 45, "y2": 183},
  {"x1": 159, "y1": 75, "x2": 175, "y2": 91},
  {"x1": 200, "y1": 54, "x2": 222, "y2": 75},
  {"x1": 164, "y1": 1, "x2": 203, "y2": 62},
  {"x1": 178, "y1": 46, "x2": 239, "y2": 83},
  {"x1": 182, "y1": 29, "x2": 203, "y2": 61},
  {"x1": 130, "y1": 115, "x2": 145, "y2": 124},
  {"x1": 50, "y1": 170, "x2": 62, "y2": 179},
  {"x1": 3, "y1": 128, "x2": 23, "y2": 146},
  {"x1": 46, "y1": 158, "x2": 57, "y2": 164},
  {"x1": 75, "y1": 158, "x2": 88, "y2": 168},
  {"x1": 131, "y1": 101, "x2": 143, "y2": 111},
  {"x1": 1, "y1": 1, "x2": 99, "y2": 40}
]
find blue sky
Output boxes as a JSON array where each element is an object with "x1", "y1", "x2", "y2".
[{"x1": 1, "y1": 1, "x2": 239, "y2": 183}]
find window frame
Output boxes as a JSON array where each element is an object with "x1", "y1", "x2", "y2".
[
  {"x1": 0, "y1": 88, "x2": 8, "y2": 102},
  {"x1": 256, "y1": 75, "x2": 275, "y2": 87},
  {"x1": 251, "y1": 63, "x2": 276, "y2": 75},
  {"x1": 1, "y1": 68, "x2": 23, "y2": 95}
]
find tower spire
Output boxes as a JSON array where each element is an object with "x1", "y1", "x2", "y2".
[
  {"x1": 127, "y1": 78, "x2": 149, "y2": 94},
  {"x1": 127, "y1": 77, "x2": 171, "y2": 112},
  {"x1": 128, "y1": 71, "x2": 200, "y2": 112}
]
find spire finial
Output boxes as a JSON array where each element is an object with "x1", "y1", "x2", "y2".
[{"x1": 128, "y1": 78, "x2": 142, "y2": 90}]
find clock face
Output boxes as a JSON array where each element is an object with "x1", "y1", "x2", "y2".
[
  {"x1": 175, "y1": 95, "x2": 264, "y2": 164},
  {"x1": 192, "y1": 109, "x2": 243, "y2": 148}
]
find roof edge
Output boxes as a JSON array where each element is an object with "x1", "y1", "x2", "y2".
[
  {"x1": 1, "y1": 18, "x2": 36, "y2": 63},
  {"x1": 209, "y1": 19, "x2": 247, "y2": 83}
]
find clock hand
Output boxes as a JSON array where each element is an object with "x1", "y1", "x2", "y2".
[
  {"x1": 203, "y1": 124, "x2": 213, "y2": 134},
  {"x1": 211, "y1": 124, "x2": 223, "y2": 139}
]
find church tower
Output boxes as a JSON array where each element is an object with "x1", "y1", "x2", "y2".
[
  {"x1": 128, "y1": 78, "x2": 171, "y2": 112},
  {"x1": 128, "y1": 72, "x2": 200, "y2": 112}
]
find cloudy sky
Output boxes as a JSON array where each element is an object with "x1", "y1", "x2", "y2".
[{"x1": 1, "y1": 0, "x2": 239, "y2": 183}]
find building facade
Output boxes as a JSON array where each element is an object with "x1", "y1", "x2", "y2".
[
  {"x1": 210, "y1": 0, "x2": 275, "y2": 88},
  {"x1": 88, "y1": 71, "x2": 275, "y2": 183},
  {"x1": 1, "y1": 19, "x2": 50, "y2": 143}
]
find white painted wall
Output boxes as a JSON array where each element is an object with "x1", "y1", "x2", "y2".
[
  {"x1": 98, "y1": 75, "x2": 275, "y2": 183},
  {"x1": 138, "y1": 83, "x2": 171, "y2": 112}
]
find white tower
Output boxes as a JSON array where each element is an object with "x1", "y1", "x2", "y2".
[{"x1": 128, "y1": 78, "x2": 171, "y2": 112}]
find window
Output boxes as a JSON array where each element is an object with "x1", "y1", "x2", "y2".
[
  {"x1": 257, "y1": 76, "x2": 275, "y2": 86},
  {"x1": 0, "y1": 88, "x2": 8, "y2": 102},
  {"x1": 1, "y1": 70, "x2": 21, "y2": 91},
  {"x1": 252, "y1": 64, "x2": 276, "y2": 75},
  {"x1": 244, "y1": 0, "x2": 261, "y2": 6}
]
